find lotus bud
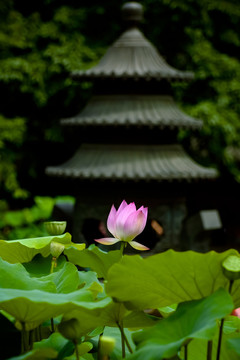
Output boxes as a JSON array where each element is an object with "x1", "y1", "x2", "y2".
[
  {"x1": 44, "y1": 221, "x2": 67, "y2": 235},
  {"x1": 58, "y1": 318, "x2": 81, "y2": 341},
  {"x1": 50, "y1": 241, "x2": 65, "y2": 258},
  {"x1": 99, "y1": 336, "x2": 116, "y2": 356},
  {"x1": 222, "y1": 255, "x2": 240, "y2": 281}
]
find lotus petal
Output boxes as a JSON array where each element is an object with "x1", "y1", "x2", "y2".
[
  {"x1": 115, "y1": 200, "x2": 128, "y2": 217},
  {"x1": 129, "y1": 241, "x2": 149, "y2": 251},
  {"x1": 122, "y1": 209, "x2": 148, "y2": 242},
  {"x1": 107, "y1": 205, "x2": 117, "y2": 237},
  {"x1": 95, "y1": 238, "x2": 121, "y2": 245},
  {"x1": 115, "y1": 204, "x2": 137, "y2": 240}
]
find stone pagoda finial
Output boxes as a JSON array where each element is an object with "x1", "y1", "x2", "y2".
[{"x1": 121, "y1": 2, "x2": 144, "y2": 26}]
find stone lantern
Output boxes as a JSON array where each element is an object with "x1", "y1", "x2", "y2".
[{"x1": 46, "y1": 2, "x2": 217, "y2": 252}]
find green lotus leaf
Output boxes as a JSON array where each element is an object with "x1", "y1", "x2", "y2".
[
  {"x1": 0, "y1": 257, "x2": 110, "y2": 330},
  {"x1": 158, "y1": 304, "x2": 178, "y2": 318},
  {"x1": 227, "y1": 336, "x2": 240, "y2": 356},
  {"x1": 224, "y1": 315, "x2": 240, "y2": 334},
  {"x1": 24, "y1": 255, "x2": 89, "y2": 294},
  {"x1": 62, "y1": 300, "x2": 158, "y2": 338},
  {"x1": 35, "y1": 332, "x2": 69, "y2": 351},
  {"x1": 182, "y1": 332, "x2": 240, "y2": 360},
  {"x1": 0, "y1": 257, "x2": 56, "y2": 292},
  {"x1": 87, "y1": 326, "x2": 105, "y2": 340},
  {"x1": 129, "y1": 288, "x2": 233, "y2": 360},
  {"x1": 64, "y1": 242, "x2": 86, "y2": 251},
  {"x1": 64, "y1": 342, "x2": 93, "y2": 359},
  {"x1": 34, "y1": 332, "x2": 75, "y2": 359},
  {"x1": 8, "y1": 348, "x2": 58, "y2": 360},
  {"x1": 78, "y1": 270, "x2": 102, "y2": 289},
  {"x1": 0, "y1": 233, "x2": 84, "y2": 264},
  {"x1": 0, "y1": 285, "x2": 111, "y2": 330},
  {"x1": 42, "y1": 262, "x2": 80, "y2": 294},
  {"x1": 106, "y1": 249, "x2": 239, "y2": 309},
  {"x1": 0, "y1": 257, "x2": 80, "y2": 294},
  {"x1": 79, "y1": 355, "x2": 95, "y2": 360},
  {"x1": 23, "y1": 254, "x2": 67, "y2": 277},
  {"x1": 64, "y1": 244, "x2": 122, "y2": 279},
  {"x1": 78, "y1": 271, "x2": 104, "y2": 298}
]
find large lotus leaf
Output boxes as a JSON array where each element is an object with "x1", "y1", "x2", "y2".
[
  {"x1": 0, "y1": 233, "x2": 85, "y2": 264},
  {"x1": 56, "y1": 308, "x2": 104, "y2": 340},
  {"x1": 8, "y1": 348, "x2": 58, "y2": 360},
  {"x1": 34, "y1": 332, "x2": 91, "y2": 359},
  {"x1": 24, "y1": 257, "x2": 101, "y2": 296},
  {"x1": 128, "y1": 288, "x2": 233, "y2": 360},
  {"x1": 0, "y1": 257, "x2": 80, "y2": 294},
  {"x1": 0, "y1": 287, "x2": 111, "y2": 330},
  {"x1": 95, "y1": 301, "x2": 157, "y2": 328},
  {"x1": 41, "y1": 262, "x2": 80, "y2": 294},
  {"x1": 23, "y1": 254, "x2": 67, "y2": 277},
  {"x1": 0, "y1": 257, "x2": 56, "y2": 292},
  {"x1": 62, "y1": 300, "x2": 158, "y2": 337},
  {"x1": 64, "y1": 244, "x2": 122, "y2": 279},
  {"x1": 106, "y1": 249, "x2": 239, "y2": 310}
]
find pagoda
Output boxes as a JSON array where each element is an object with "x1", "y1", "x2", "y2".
[{"x1": 46, "y1": 2, "x2": 217, "y2": 252}]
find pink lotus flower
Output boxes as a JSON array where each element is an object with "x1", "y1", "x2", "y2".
[{"x1": 95, "y1": 200, "x2": 149, "y2": 251}]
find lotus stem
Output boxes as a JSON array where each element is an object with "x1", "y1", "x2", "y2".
[
  {"x1": 207, "y1": 340, "x2": 213, "y2": 360},
  {"x1": 97, "y1": 330, "x2": 104, "y2": 360},
  {"x1": 38, "y1": 325, "x2": 42, "y2": 340},
  {"x1": 117, "y1": 322, "x2": 126, "y2": 358},
  {"x1": 116, "y1": 320, "x2": 132, "y2": 354},
  {"x1": 21, "y1": 322, "x2": 29, "y2": 353},
  {"x1": 228, "y1": 279, "x2": 234, "y2": 294},
  {"x1": 120, "y1": 242, "x2": 126, "y2": 256},
  {"x1": 21, "y1": 329, "x2": 24, "y2": 354},
  {"x1": 122, "y1": 329, "x2": 133, "y2": 353},
  {"x1": 51, "y1": 317, "x2": 55, "y2": 333},
  {"x1": 216, "y1": 319, "x2": 224, "y2": 360},
  {"x1": 184, "y1": 344, "x2": 188, "y2": 360},
  {"x1": 74, "y1": 339, "x2": 79, "y2": 360},
  {"x1": 50, "y1": 256, "x2": 57, "y2": 274},
  {"x1": 29, "y1": 329, "x2": 34, "y2": 350},
  {"x1": 49, "y1": 258, "x2": 57, "y2": 334},
  {"x1": 216, "y1": 279, "x2": 234, "y2": 360},
  {"x1": 34, "y1": 327, "x2": 39, "y2": 342}
]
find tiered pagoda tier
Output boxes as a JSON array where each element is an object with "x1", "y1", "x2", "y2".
[{"x1": 46, "y1": 2, "x2": 218, "y2": 251}]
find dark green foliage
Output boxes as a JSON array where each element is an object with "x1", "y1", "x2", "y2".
[{"x1": 0, "y1": 0, "x2": 240, "y2": 201}]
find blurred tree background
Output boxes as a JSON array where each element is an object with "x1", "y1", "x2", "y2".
[{"x1": 0, "y1": 0, "x2": 240, "y2": 234}]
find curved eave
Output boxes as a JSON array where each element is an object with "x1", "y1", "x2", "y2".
[
  {"x1": 46, "y1": 144, "x2": 218, "y2": 182},
  {"x1": 71, "y1": 28, "x2": 194, "y2": 82},
  {"x1": 61, "y1": 95, "x2": 202, "y2": 130}
]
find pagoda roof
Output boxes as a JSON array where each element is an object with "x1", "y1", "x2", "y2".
[
  {"x1": 71, "y1": 27, "x2": 194, "y2": 81},
  {"x1": 61, "y1": 95, "x2": 202, "y2": 129},
  {"x1": 46, "y1": 144, "x2": 217, "y2": 182}
]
